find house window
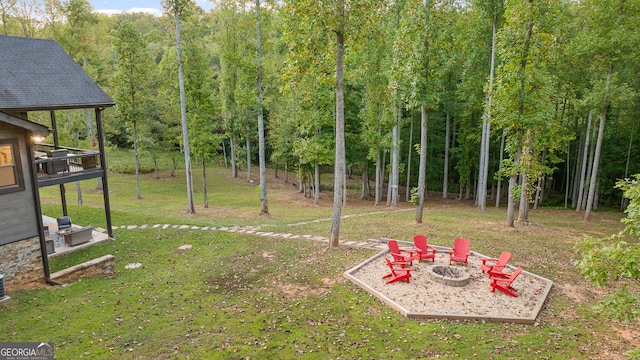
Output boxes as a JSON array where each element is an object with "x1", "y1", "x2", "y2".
[{"x1": 0, "y1": 138, "x2": 25, "y2": 194}]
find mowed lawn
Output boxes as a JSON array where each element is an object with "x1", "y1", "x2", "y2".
[{"x1": 2, "y1": 155, "x2": 638, "y2": 359}]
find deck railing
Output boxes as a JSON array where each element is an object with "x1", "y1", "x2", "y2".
[{"x1": 34, "y1": 144, "x2": 101, "y2": 182}]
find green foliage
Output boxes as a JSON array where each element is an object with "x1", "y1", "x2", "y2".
[{"x1": 576, "y1": 175, "x2": 640, "y2": 321}]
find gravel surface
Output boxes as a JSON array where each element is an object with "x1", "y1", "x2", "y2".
[{"x1": 351, "y1": 252, "x2": 549, "y2": 319}]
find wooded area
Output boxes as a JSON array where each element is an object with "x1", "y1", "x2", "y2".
[{"x1": 2, "y1": 0, "x2": 639, "y2": 223}]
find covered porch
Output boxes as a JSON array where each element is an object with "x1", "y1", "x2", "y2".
[{"x1": 42, "y1": 215, "x2": 111, "y2": 258}]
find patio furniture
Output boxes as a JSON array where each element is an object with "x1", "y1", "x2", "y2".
[
  {"x1": 382, "y1": 256, "x2": 412, "y2": 284},
  {"x1": 413, "y1": 235, "x2": 437, "y2": 263},
  {"x1": 63, "y1": 226, "x2": 93, "y2": 246},
  {"x1": 489, "y1": 267, "x2": 522, "y2": 297},
  {"x1": 481, "y1": 251, "x2": 511, "y2": 278},
  {"x1": 387, "y1": 239, "x2": 413, "y2": 266},
  {"x1": 57, "y1": 216, "x2": 72, "y2": 231},
  {"x1": 45, "y1": 149, "x2": 69, "y2": 175},
  {"x1": 448, "y1": 237, "x2": 470, "y2": 266}
]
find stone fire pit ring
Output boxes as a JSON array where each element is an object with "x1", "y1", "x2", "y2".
[{"x1": 427, "y1": 265, "x2": 470, "y2": 287}]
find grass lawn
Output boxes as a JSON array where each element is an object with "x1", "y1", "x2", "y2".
[{"x1": 3, "y1": 153, "x2": 639, "y2": 359}]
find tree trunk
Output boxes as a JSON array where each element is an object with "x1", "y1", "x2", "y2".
[
  {"x1": 256, "y1": 0, "x2": 268, "y2": 215},
  {"x1": 175, "y1": 8, "x2": 195, "y2": 214},
  {"x1": 406, "y1": 115, "x2": 414, "y2": 202},
  {"x1": 622, "y1": 123, "x2": 635, "y2": 210},
  {"x1": 577, "y1": 112, "x2": 592, "y2": 211},
  {"x1": 507, "y1": 146, "x2": 522, "y2": 227},
  {"x1": 585, "y1": 64, "x2": 612, "y2": 222},
  {"x1": 361, "y1": 158, "x2": 370, "y2": 200},
  {"x1": 375, "y1": 147, "x2": 381, "y2": 206},
  {"x1": 387, "y1": 148, "x2": 392, "y2": 206},
  {"x1": 202, "y1": 157, "x2": 208, "y2": 208},
  {"x1": 246, "y1": 133, "x2": 252, "y2": 182},
  {"x1": 415, "y1": 106, "x2": 428, "y2": 223},
  {"x1": 154, "y1": 157, "x2": 159, "y2": 179},
  {"x1": 284, "y1": 161, "x2": 289, "y2": 183},
  {"x1": 390, "y1": 103, "x2": 400, "y2": 207},
  {"x1": 134, "y1": 120, "x2": 142, "y2": 200},
  {"x1": 518, "y1": 130, "x2": 534, "y2": 224},
  {"x1": 231, "y1": 135, "x2": 238, "y2": 178},
  {"x1": 76, "y1": 181, "x2": 83, "y2": 205},
  {"x1": 222, "y1": 140, "x2": 228, "y2": 168},
  {"x1": 496, "y1": 130, "x2": 505, "y2": 208},
  {"x1": 330, "y1": 11, "x2": 345, "y2": 247},
  {"x1": 314, "y1": 160, "x2": 320, "y2": 204},
  {"x1": 443, "y1": 101, "x2": 450, "y2": 199}
]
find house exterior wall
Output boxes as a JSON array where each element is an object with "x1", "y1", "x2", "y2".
[
  {"x1": 0, "y1": 122, "x2": 38, "y2": 245},
  {"x1": 0, "y1": 122, "x2": 43, "y2": 291},
  {"x1": 0, "y1": 236, "x2": 43, "y2": 291}
]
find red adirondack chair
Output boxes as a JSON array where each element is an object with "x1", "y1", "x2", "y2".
[
  {"x1": 448, "y1": 237, "x2": 471, "y2": 266},
  {"x1": 382, "y1": 256, "x2": 413, "y2": 284},
  {"x1": 387, "y1": 239, "x2": 413, "y2": 266},
  {"x1": 413, "y1": 235, "x2": 437, "y2": 263},
  {"x1": 489, "y1": 267, "x2": 522, "y2": 297},
  {"x1": 480, "y1": 251, "x2": 511, "y2": 278}
]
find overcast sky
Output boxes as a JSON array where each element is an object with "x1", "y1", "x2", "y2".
[{"x1": 89, "y1": 0, "x2": 215, "y2": 17}]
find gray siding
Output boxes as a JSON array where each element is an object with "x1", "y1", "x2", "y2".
[{"x1": 0, "y1": 122, "x2": 38, "y2": 245}]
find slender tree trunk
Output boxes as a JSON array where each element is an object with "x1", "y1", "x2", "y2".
[
  {"x1": 202, "y1": 157, "x2": 208, "y2": 208},
  {"x1": 585, "y1": 64, "x2": 612, "y2": 222},
  {"x1": 134, "y1": 121, "x2": 142, "y2": 200},
  {"x1": 416, "y1": 106, "x2": 428, "y2": 223},
  {"x1": 387, "y1": 148, "x2": 392, "y2": 206},
  {"x1": 298, "y1": 162, "x2": 303, "y2": 193},
  {"x1": 517, "y1": 130, "x2": 534, "y2": 224},
  {"x1": 406, "y1": 115, "x2": 414, "y2": 202},
  {"x1": 361, "y1": 158, "x2": 369, "y2": 200},
  {"x1": 246, "y1": 133, "x2": 252, "y2": 182},
  {"x1": 330, "y1": 9, "x2": 345, "y2": 247},
  {"x1": 622, "y1": 123, "x2": 634, "y2": 210},
  {"x1": 231, "y1": 135, "x2": 238, "y2": 178},
  {"x1": 222, "y1": 140, "x2": 228, "y2": 168},
  {"x1": 284, "y1": 161, "x2": 289, "y2": 183},
  {"x1": 76, "y1": 181, "x2": 83, "y2": 205},
  {"x1": 443, "y1": 102, "x2": 450, "y2": 199},
  {"x1": 256, "y1": 0, "x2": 268, "y2": 215},
  {"x1": 314, "y1": 160, "x2": 320, "y2": 204},
  {"x1": 576, "y1": 112, "x2": 592, "y2": 211},
  {"x1": 174, "y1": 9, "x2": 195, "y2": 214},
  {"x1": 153, "y1": 157, "x2": 159, "y2": 179},
  {"x1": 507, "y1": 147, "x2": 522, "y2": 227},
  {"x1": 496, "y1": 130, "x2": 505, "y2": 208},
  {"x1": 375, "y1": 147, "x2": 381, "y2": 206},
  {"x1": 390, "y1": 103, "x2": 400, "y2": 207},
  {"x1": 381, "y1": 149, "x2": 387, "y2": 201}
]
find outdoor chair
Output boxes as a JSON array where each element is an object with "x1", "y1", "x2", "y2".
[
  {"x1": 382, "y1": 256, "x2": 412, "y2": 284},
  {"x1": 387, "y1": 239, "x2": 413, "y2": 266},
  {"x1": 489, "y1": 267, "x2": 522, "y2": 297},
  {"x1": 448, "y1": 237, "x2": 471, "y2": 266},
  {"x1": 413, "y1": 235, "x2": 437, "y2": 263},
  {"x1": 57, "y1": 216, "x2": 72, "y2": 231},
  {"x1": 480, "y1": 251, "x2": 511, "y2": 278}
]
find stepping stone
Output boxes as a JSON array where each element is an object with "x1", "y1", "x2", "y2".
[
  {"x1": 303, "y1": 235, "x2": 312, "y2": 238},
  {"x1": 112, "y1": 226, "x2": 119, "y2": 230},
  {"x1": 95, "y1": 227, "x2": 106, "y2": 233},
  {"x1": 219, "y1": 227, "x2": 229, "y2": 231},
  {"x1": 179, "y1": 225, "x2": 189, "y2": 229},
  {"x1": 255, "y1": 232, "x2": 265, "y2": 236},
  {"x1": 201, "y1": 226, "x2": 209, "y2": 230},
  {"x1": 245, "y1": 230, "x2": 256, "y2": 234},
  {"x1": 127, "y1": 225, "x2": 137, "y2": 230},
  {"x1": 140, "y1": 224, "x2": 148, "y2": 229},
  {"x1": 125, "y1": 262, "x2": 142, "y2": 269},
  {"x1": 171, "y1": 225, "x2": 179, "y2": 229},
  {"x1": 178, "y1": 244, "x2": 192, "y2": 250},
  {"x1": 313, "y1": 236, "x2": 327, "y2": 241},
  {"x1": 190, "y1": 226, "x2": 200, "y2": 230},
  {"x1": 209, "y1": 227, "x2": 217, "y2": 230},
  {"x1": 290, "y1": 235, "x2": 300, "y2": 239},
  {"x1": 281, "y1": 234, "x2": 292, "y2": 238},
  {"x1": 260, "y1": 232, "x2": 273, "y2": 236},
  {"x1": 162, "y1": 224, "x2": 170, "y2": 229},
  {"x1": 153, "y1": 224, "x2": 161, "y2": 228}
]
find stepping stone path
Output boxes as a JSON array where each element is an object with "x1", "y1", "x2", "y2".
[{"x1": 100, "y1": 222, "x2": 385, "y2": 250}]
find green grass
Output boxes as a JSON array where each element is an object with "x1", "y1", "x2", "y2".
[{"x1": 4, "y1": 152, "x2": 639, "y2": 358}]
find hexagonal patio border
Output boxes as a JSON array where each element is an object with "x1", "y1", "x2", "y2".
[{"x1": 343, "y1": 241, "x2": 553, "y2": 324}]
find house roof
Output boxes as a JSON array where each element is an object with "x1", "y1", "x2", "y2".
[
  {"x1": 0, "y1": 35, "x2": 114, "y2": 112},
  {"x1": 0, "y1": 111, "x2": 50, "y2": 137}
]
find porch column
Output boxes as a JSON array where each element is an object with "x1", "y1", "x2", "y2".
[{"x1": 95, "y1": 108, "x2": 113, "y2": 238}]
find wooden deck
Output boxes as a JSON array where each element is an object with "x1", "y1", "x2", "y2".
[{"x1": 34, "y1": 145, "x2": 104, "y2": 187}]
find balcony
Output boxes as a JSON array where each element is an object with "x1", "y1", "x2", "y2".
[{"x1": 34, "y1": 144, "x2": 104, "y2": 188}]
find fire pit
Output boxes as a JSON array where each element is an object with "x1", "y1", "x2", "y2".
[{"x1": 428, "y1": 265, "x2": 470, "y2": 287}]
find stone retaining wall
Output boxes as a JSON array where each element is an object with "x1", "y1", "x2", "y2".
[
  {"x1": 0, "y1": 237, "x2": 44, "y2": 291},
  {"x1": 50, "y1": 255, "x2": 116, "y2": 283}
]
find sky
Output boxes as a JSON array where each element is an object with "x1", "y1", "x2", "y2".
[{"x1": 89, "y1": 0, "x2": 215, "y2": 17}]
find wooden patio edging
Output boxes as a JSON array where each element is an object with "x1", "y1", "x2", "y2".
[{"x1": 343, "y1": 240, "x2": 553, "y2": 325}]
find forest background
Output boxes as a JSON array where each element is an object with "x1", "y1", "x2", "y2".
[{"x1": 1, "y1": 0, "x2": 640, "y2": 222}]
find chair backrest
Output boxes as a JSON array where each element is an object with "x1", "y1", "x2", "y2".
[
  {"x1": 57, "y1": 216, "x2": 72, "y2": 230},
  {"x1": 384, "y1": 256, "x2": 397, "y2": 275},
  {"x1": 387, "y1": 240, "x2": 401, "y2": 254},
  {"x1": 413, "y1": 235, "x2": 427, "y2": 251},
  {"x1": 453, "y1": 237, "x2": 470, "y2": 255},
  {"x1": 496, "y1": 251, "x2": 512, "y2": 268}
]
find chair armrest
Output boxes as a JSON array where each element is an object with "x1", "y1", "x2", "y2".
[
  {"x1": 481, "y1": 257, "x2": 498, "y2": 265},
  {"x1": 448, "y1": 248, "x2": 454, "y2": 254},
  {"x1": 426, "y1": 245, "x2": 437, "y2": 253}
]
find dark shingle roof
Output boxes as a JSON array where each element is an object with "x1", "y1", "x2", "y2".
[{"x1": 0, "y1": 35, "x2": 114, "y2": 111}]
